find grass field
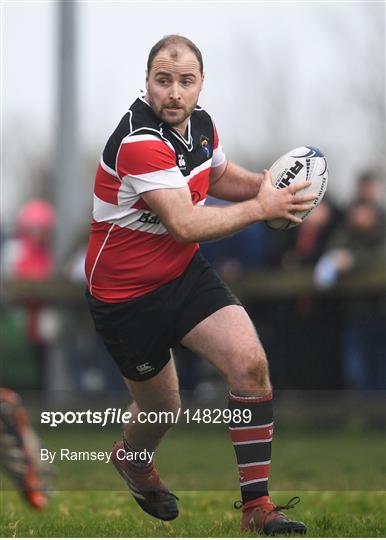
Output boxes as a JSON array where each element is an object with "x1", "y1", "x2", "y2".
[
  {"x1": 1, "y1": 426, "x2": 385, "y2": 537},
  {"x1": 1, "y1": 490, "x2": 385, "y2": 537}
]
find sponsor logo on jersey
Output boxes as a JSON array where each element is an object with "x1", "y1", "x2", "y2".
[
  {"x1": 178, "y1": 154, "x2": 187, "y2": 170},
  {"x1": 200, "y1": 135, "x2": 210, "y2": 158},
  {"x1": 136, "y1": 362, "x2": 154, "y2": 374},
  {"x1": 139, "y1": 212, "x2": 161, "y2": 225}
]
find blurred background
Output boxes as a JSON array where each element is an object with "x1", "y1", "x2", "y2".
[{"x1": 1, "y1": 1, "x2": 385, "y2": 431}]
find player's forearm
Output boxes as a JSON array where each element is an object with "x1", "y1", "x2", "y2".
[
  {"x1": 208, "y1": 161, "x2": 263, "y2": 202},
  {"x1": 173, "y1": 199, "x2": 263, "y2": 243}
]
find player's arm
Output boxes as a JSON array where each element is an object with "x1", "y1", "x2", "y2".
[
  {"x1": 208, "y1": 160, "x2": 263, "y2": 202},
  {"x1": 141, "y1": 170, "x2": 316, "y2": 243}
]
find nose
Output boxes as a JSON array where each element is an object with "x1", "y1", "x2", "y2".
[{"x1": 169, "y1": 81, "x2": 181, "y2": 101}]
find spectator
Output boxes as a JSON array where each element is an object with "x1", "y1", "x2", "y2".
[
  {"x1": 1, "y1": 199, "x2": 59, "y2": 389},
  {"x1": 13, "y1": 199, "x2": 56, "y2": 279},
  {"x1": 266, "y1": 196, "x2": 343, "y2": 269},
  {"x1": 254, "y1": 198, "x2": 345, "y2": 389},
  {"x1": 315, "y1": 200, "x2": 386, "y2": 389},
  {"x1": 354, "y1": 171, "x2": 385, "y2": 206},
  {"x1": 200, "y1": 196, "x2": 270, "y2": 281}
]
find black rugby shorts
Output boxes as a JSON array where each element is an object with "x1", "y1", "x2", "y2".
[{"x1": 86, "y1": 251, "x2": 241, "y2": 381}]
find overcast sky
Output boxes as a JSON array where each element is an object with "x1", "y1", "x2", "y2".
[{"x1": 2, "y1": 0, "x2": 385, "y2": 224}]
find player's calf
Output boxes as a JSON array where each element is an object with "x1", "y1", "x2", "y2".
[{"x1": 123, "y1": 394, "x2": 181, "y2": 453}]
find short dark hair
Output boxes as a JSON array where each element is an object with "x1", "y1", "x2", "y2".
[{"x1": 147, "y1": 35, "x2": 204, "y2": 74}]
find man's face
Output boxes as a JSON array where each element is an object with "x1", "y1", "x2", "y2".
[{"x1": 145, "y1": 47, "x2": 204, "y2": 133}]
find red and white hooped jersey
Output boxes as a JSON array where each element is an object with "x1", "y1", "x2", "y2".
[{"x1": 85, "y1": 96, "x2": 226, "y2": 302}]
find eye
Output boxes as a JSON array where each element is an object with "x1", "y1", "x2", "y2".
[
  {"x1": 157, "y1": 78, "x2": 169, "y2": 85},
  {"x1": 181, "y1": 79, "x2": 193, "y2": 86}
]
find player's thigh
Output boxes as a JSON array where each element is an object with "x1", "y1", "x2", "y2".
[
  {"x1": 180, "y1": 304, "x2": 266, "y2": 378},
  {"x1": 124, "y1": 352, "x2": 180, "y2": 412}
]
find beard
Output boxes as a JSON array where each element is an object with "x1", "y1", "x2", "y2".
[{"x1": 149, "y1": 98, "x2": 197, "y2": 128}]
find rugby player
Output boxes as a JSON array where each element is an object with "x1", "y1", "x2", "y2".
[
  {"x1": 85, "y1": 35, "x2": 315, "y2": 534},
  {"x1": 0, "y1": 388, "x2": 50, "y2": 509}
]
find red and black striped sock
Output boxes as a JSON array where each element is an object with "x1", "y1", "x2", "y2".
[{"x1": 228, "y1": 391, "x2": 273, "y2": 506}]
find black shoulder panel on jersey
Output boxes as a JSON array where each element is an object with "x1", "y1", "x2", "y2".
[
  {"x1": 190, "y1": 107, "x2": 215, "y2": 147},
  {"x1": 102, "y1": 112, "x2": 131, "y2": 170},
  {"x1": 185, "y1": 107, "x2": 216, "y2": 172},
  {"x1": 130, "y1": 98, "x2": 162, "y2": 135},
  {"x1": 102, "y1": 98, "x2": 163, "y2": 170}
]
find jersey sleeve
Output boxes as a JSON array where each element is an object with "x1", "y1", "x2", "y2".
[
  {"x1": 117, "y1": 134, "x2": 187, "y2": 194},
  {"x1": 211, "y1": 122, "x2": 226, "y2": 168}
]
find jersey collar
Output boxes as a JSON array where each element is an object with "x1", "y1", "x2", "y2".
[{"x1": 167, "y1": 121, "x2": 193, "y2": 151}]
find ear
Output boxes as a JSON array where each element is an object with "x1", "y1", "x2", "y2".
[
  {"x1": 200, "y1": 72, "x2": 205, "y2": 92},
  {"x1": 145, "y1": 70, "x2": 149, "y2": 91}
]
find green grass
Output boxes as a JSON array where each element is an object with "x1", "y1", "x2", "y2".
[
  {"x1": 1, "y1": 426, "x2": 385, "y2": 537},
  {"x1": 1, "y1": 490, "x2": 385, "y2": 537}
]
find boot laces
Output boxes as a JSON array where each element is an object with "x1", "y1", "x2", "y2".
[
  {"x1": 269, "y1": 496, "x2": 300, "y2": 516},
  {"x1": 233, "y1": 496, "x2": 300, "y2": 513}
]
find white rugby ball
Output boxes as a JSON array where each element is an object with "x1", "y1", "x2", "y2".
[{"x1": 267, "y1": 146, "x2": 328, "y2": 230}]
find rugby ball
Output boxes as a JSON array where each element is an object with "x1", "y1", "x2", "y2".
[{"x1": 267, "y1": 146, "x2": 328, "y2": 230}]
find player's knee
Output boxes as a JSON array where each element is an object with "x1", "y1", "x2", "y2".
[
  {"x1": 243, "y1": 353, "x2": 268, "y2": 387},
  {"x1": 228, "y1": 348, "x2": 270, "y2": 393}
]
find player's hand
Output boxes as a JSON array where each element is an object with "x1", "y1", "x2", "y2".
[{"x1": 255, "y1": 169, "x2": 317, "y2": 224}]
